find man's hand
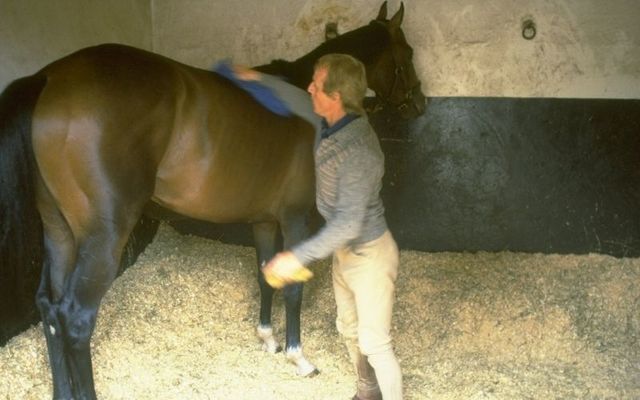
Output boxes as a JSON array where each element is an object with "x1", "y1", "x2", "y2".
[
  {"x1": 262, "y1": 251, "x2": 313, "y2": 289},
  {"x1": 232, "y1": 64, "x2": 261, "y2": 81}
]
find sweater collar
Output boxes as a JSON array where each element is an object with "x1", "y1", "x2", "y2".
[{"x1": 320, "y1": 113, "x2": 360, "y2": 139}]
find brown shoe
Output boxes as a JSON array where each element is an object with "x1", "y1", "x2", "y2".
[
  {"x1": 351, "y1": 352, "x2": 382, "y2": 400},
  {"x1": 351, "y1": 390, "x2": 382, "y2": 400}
]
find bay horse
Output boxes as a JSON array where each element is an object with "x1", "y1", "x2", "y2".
[{"x1": 0, "y1": 2, "x2": 424, "y2": 399}]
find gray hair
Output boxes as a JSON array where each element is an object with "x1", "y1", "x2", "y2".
[{"x1": 315, "y1": 54, "x2": 367, "y2": 115}]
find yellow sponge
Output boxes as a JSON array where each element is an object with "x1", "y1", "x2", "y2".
[{"x1": 264, "y1": 265, "x2": 314, "y2": 289}]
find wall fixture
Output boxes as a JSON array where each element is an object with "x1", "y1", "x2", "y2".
[
  {"x1": 522, "y1": 19, "x2": 536, "y2": 40},
  {"x1": 325, "y1": 22, "x2": 338, "y2": 41}
]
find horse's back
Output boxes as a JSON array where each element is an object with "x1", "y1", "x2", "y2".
[{"x1": 152, "y1": 71, "x2": 316, "y2": 223}]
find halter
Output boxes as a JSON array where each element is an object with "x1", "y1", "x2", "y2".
[
  {"x1": 371, "y1": 20, "x2": 423, "y2": 115},
  {"x1": 385, "y1": 61, "x2": 423, "y2": 114}
]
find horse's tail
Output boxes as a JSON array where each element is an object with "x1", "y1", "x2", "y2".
[{"x1": 0, "y1": 74, "x2": 47, "y2": 344}]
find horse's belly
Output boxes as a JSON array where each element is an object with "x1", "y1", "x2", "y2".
[{"x1": 151, "y1": 167, "x2": 281, "y2": 223}]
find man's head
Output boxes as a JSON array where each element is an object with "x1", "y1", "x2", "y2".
[{"x1": 308, "y1": 54, "x2": 367, "y2": 122}]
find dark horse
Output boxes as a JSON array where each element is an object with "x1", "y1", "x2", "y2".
[{"x1": 0, "y1": 2, "x2": 424, "y2": 398}]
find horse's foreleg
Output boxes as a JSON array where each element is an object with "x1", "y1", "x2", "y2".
[
  {"x1": 282, "y1": 282, "x2": 318, "y2": 376},
  {"x1": 280, "y1": 214, "x2": 319, "y2": 377},
  {"x1": 252, "y1": 222, "x2": 282, "y2": 353}
]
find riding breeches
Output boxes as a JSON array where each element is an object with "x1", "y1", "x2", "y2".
[{"x1": 332, "y1": 230, "x2": 403, "y2": 400}]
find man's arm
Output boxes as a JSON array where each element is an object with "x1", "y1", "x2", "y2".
[{"x1": 233, "y1": 65, "x2": 321, "y2": 140}]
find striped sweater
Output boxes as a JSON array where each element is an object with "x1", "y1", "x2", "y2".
[
  {"x1": 292, "y1": 116, "x2": 388, "y2": 265},
  {"x1": 254, "y1": 74, "x2": 388, "y2": 265}
]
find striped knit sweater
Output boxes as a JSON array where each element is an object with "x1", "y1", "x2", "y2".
[{"x1": 292, "y1": 116, "x2": 388, "y2": 265}]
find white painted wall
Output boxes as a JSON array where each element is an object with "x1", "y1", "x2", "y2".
[
  {"x1": 151, "y1": 0, "x2": 640, "y2": 99},
  {"x1": 416, "y1": 0, "x2": 640, "y2": 98},
  {"x1": 151, "y1": 0, "x2": 387, "y2": 70},
  {"x1": 2, "y1": 0, "x2": 639, "y2": 99},
  {"x1": 0, "y1": 0, "x2": 151, "y2": 91}
]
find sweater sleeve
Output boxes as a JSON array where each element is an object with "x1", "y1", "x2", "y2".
[
  {"x1": 259, "y1": 74, "x2": 321, "y2": 137},
  {"x1": 291, "y1": 150, "x2": 380, "y2": 265}
]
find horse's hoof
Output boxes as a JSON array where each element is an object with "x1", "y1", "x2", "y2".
[
  {"x1": 303, "y1": 367, "x2": 320, "y2": 378},
  {"x1": 257, "y1": 325, "x2": 282, "y2": 354},
  {"x1": 296, "y1": 362, "x2": 319, "y2": 377},
  {"x1": 261, "y1": 342, "x2": 283, "y2": 354},
  {"x1": 285, "y1": 347, "x2": 319, "y2": 377},
  {"x1": 352, "y1": 391, "x2": 382, "y2": 400}
]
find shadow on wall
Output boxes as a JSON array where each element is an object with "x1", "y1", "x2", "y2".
[{"x1": 375, "y1": 97, "x2": 640, "y2": 257}]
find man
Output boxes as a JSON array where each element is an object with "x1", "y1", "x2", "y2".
[{"x1": 262, "y1": 54, "x2": 402, "y2": 400}]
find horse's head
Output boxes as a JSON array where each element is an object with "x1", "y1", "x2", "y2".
[
  {"x1": 366, "y1": 2, "x2": 426, "y2": 119},
  {"x1": 257, "y1": 2, "x2": 426, "y2": 119}
]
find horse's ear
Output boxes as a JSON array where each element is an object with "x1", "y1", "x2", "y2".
[
  {"x1": 389, "y1": 2, "x2": 404, "y2": 29},
  {"x1": 376, "y1": 1, "x2": 388, "y2": 21}
]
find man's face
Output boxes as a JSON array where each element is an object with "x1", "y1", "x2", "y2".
[{"x1": 307, "y1": 67, "x2": 339, "y2": 118}]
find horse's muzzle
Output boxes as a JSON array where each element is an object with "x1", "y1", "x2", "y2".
[{"x1": 396, "y1": 84, "x2": 427, "y2": 119}]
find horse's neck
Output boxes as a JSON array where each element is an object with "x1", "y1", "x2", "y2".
[
  {"x1": 306, "y1": 23, "x2": 389, "y2": 64},
  {"x1": 255, "y1": 22, "x2": 389, "y2": 90},
  {"x1": 254, "y1": 59, "x2": 313, "y2": 90}
]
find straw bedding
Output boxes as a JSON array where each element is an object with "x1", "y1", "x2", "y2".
[{"x1": 1, "y1": 223, "x2": 638, "y2": 399}]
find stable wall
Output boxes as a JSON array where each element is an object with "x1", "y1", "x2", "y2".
[
  {"x1": 3, "y1": 0, "x2": 637, "y2": 256},
  {"x1": 0, "y1": 0, "x2": 640, "y2": 254},
  {"x1": 2, "y1": 0, "x2": 639, "y2": 257},
  {"x1": 153, "y1": 1, "x2": 640, "y2": 256},
  {"x1": 0, "y1": 0, "x2": 151, "y2": 90},
  {"x1": 2, "y1": 1, "x2": 638, "y2": 97},
  {"x1": 151, "y1": 0, "x2": 640, "y2": 99}
]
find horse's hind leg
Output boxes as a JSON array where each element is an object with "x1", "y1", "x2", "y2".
[
  {"x1": 36, "y1": 198, "x2": 76, "y2": 399},
  {"x1": 58, "y1": 228, "x2": 122, "y2": 399},
  {"x1": 252, "y1": 221, "x2": 282, "y2": 353},
  {"x1": 37, "y1": 188, "x2": 138, "y2": 399}
]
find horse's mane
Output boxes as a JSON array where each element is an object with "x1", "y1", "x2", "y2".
[{"x1": 255, "y1": 21, "x2": 391, "y2": 89}]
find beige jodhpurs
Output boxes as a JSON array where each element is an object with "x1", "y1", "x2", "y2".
[{"x1": 332, "y1": 230, "x2": 402, "y2": 400}]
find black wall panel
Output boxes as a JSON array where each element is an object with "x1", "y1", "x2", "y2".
[{"x1": 376, "y1": 97, "x2": 640, "y2": 257}]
